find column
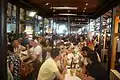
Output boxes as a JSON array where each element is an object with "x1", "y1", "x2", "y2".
[
  {"x1": 0, "y1": 0, "x2": 8, "y2": 79},
  {"x1": 89, "y1": 19, "x2": 90, "y2": 31},
  {"x1": 108, "y1": 8, "x2": 116, "y2": 73},
  {"x1": 68, "y1": 16, "x2": 70, "y2": 34},
  {"x1": 94, "y1": 19, "x2": 97, "y2": 35},
  {"x1": 49, "y1": 18, "x2": 51, "y2": 34},
  {"x1": 33, "y1": 16, "x2": 36, "y2": 37},
  {"x1": 52, "y1": 17, "x2": 55, "y2": 35},
  {"x1": 16, "y1": 0, "x2": 20, "y2": 37},
  {"x1": 99, "y1": 16, "x2": 103, "y2": 48},
  {"x1": 42, "y1": 17, "x2": 44, "y2": 36},
  {"x1": 110, "y1": 7, "x2": 118, "y2": 69}
]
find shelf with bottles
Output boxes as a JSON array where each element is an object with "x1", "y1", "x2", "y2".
[
  {"x1": 20, "y1": 8, "x2": 25, "y2": 20},
  {"x1": 7, "y1": 3, "x2": 17, "y2": 23},
  {"x1": 34, "y1": 15, "x2": 43, "y2": 35},
  {"x1": 24, "y1": 24, "x2": 33, "y2": 40}
]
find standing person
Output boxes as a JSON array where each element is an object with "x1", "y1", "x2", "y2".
[
  {"x1": 37, "y1": 48, "x2": 65, "y2": 80},
  {"x1": 21, "y1": 34, "x2": 30, "y2": 47},
  {"x1": 9, "y1": 31, "x2": 15, "y2": 43},
  {"x1": 94, "y1": 44, "x2": 101, "y2": 62},
  {"x1": 7, "y1": 44, "x2": 21, "y2": 80},
  {"x1": 29, "y1": 40, "x2": 42, "y2": 79},
  {"x1": 41, "y1": 49, "x2": 47, "y2": 63},
  {"x1": 40, "y1": 38, "x2": 47, "y2": 47},
  {"x1": 33, "y1": 36, "x2": 39, "y2": 43}
]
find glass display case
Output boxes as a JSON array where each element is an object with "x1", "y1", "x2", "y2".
[
  {"x1": 44, "y1": 18, "x2": 50, "y2": 33},
  {"x1": 7, "y1": 3, "x2": 16, "y2": 33},
  {"x1": 20, "y1": 8, "x2": 25, "y2": 20},
  {"x1": 24, "y1": 11, "x2": 34, "y2": 39},
  {"x1": 34, "y1": 15, "x2": 43, "y2": 36},
  {"x1": 7, "y1": 3, "x2": 12, "y2": 22},
  {"x1": 19, "y1": 8, "x2": 25, "y2": 33}
]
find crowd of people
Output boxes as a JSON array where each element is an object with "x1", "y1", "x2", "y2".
[{"x1": 7, "y1": 31, "x2": 109, "y2": 80}]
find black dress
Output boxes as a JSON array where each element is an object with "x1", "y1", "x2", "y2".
[
  {"x1": 8, "y1": 54, "x2": 21, "y2": 80},
  {"x1": 87, "y1": 63, "x2": 108, "y2": 80}
]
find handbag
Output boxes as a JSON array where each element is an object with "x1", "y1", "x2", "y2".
[{"x1": 20, "y1": 61, "x2": 34, "y2": 78}]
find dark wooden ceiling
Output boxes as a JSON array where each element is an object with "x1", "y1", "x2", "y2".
[
  {"x1": 27, "y1": 0, "x2": 99, "y2": 13},
  {"x1": 24, "y1": 0, "x2": 100, "y2": 17},
  {"x1": 8, "y1": 0, "x2": 120, "y2": 19},
  {"x1": 8, "y1": 0, "x2": 120, "y2": 28},
  {"x1": 20, "y1": 0, "x2": 120, "y2": 18}
]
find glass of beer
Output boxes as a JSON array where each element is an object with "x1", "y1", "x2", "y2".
[{"x1": 70, "y1": 69, "x2": 76, "y2": 76}]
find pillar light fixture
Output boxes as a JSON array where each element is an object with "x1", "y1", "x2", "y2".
[
  {"x1": 45, "y1": 3, "x2": 50, "y2": 6},
  {"x1": 86, "y1": 3, "x2": 88, "y2": 6},
  {"x1": 83, "y1": 10, "x2": 85, "y2": 12},
  {"x1": 59, "y1": 13, "x2": 77, "y2": 16},
  {"x1": 50, "y1": 7, "x2": 77, "y2": 10},
  {"x1": 68, "y1": 10, "x2": 70, "y2": 12},
  {"x1": 53, "y1": 10, "x2": 55, "y2": 12}
]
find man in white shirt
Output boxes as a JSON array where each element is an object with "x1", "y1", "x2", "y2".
[
  {"x1": 29, "y1": 41, "x2": 42, "y2": 61},
  {"x1": 37, "y1": 48, "x2": 65, "y2": 80},
  {"x1": 29, "y1": 40, "x2": 42, "y2": 79}
]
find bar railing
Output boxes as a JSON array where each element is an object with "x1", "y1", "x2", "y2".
[{"x1": 110, "y1": 69, "x2": 120, "y2": 80}]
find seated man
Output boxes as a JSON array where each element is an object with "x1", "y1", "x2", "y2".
[{"x1": 37, "y1": 48, "x2": 65, "y2": 80}]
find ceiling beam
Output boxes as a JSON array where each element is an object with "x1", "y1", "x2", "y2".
[
  {"x1": 94, "y1": 0, "x2": 120, "y2": 18},
  {"x1": 49, "y1": 14, "x2": 95, "y2": 19},
  {"x1": 20, "y1": 0, "x2": 46, "y2": 16},
  {"x1": 8, "y1": 0, "x2": 46, "y2": 17}
]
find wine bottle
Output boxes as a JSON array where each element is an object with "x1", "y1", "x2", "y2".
[{"x1": 71, "y1": 57, "x2": 74, "y2": 69}]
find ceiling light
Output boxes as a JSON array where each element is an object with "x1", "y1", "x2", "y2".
[
  {"x1": 45, "y1": 3, "x2": 49, "y2": 6},
  {"x1": 86, "y1": 3, "x2": 88, "y2": 6},
  {"x1": 64, "y1": 18, "x2": 66, "y2": 20},
  {"x1": 82, "y1": 19, "x2": 85, "y2": 21},
  {"x1": 28, "y1": 11, "x2": 37, "y2": 17},
  {"x1": 53, "y1": 10, "x2": 55, "y2": 12},
  {"x1": 84, "y1": 7, "x2": 87, "y2": 9},
  {"x1": 59, "y1": 13, "x2": 77, "y2": 16},
  {"x1": 83, "y1": 10, "x2": 85, "y2": 12},
  {"x1": 68, "y1": 10, "x2": 70, "y2": 12},
  {"x1": 38, "y1": 16, "x2": 42, "y2": 20},
  {"x1": 50, "y1": 7, "x2": 77, "y2": 10}
]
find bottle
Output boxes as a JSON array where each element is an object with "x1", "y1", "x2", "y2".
[{"x1": 71, "y1": 57, "x2": 74, "y2": 69}]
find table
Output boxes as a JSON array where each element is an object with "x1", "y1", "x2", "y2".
[{"x1": 65, "y1": 69, "x2": 81, "y2": 80}]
